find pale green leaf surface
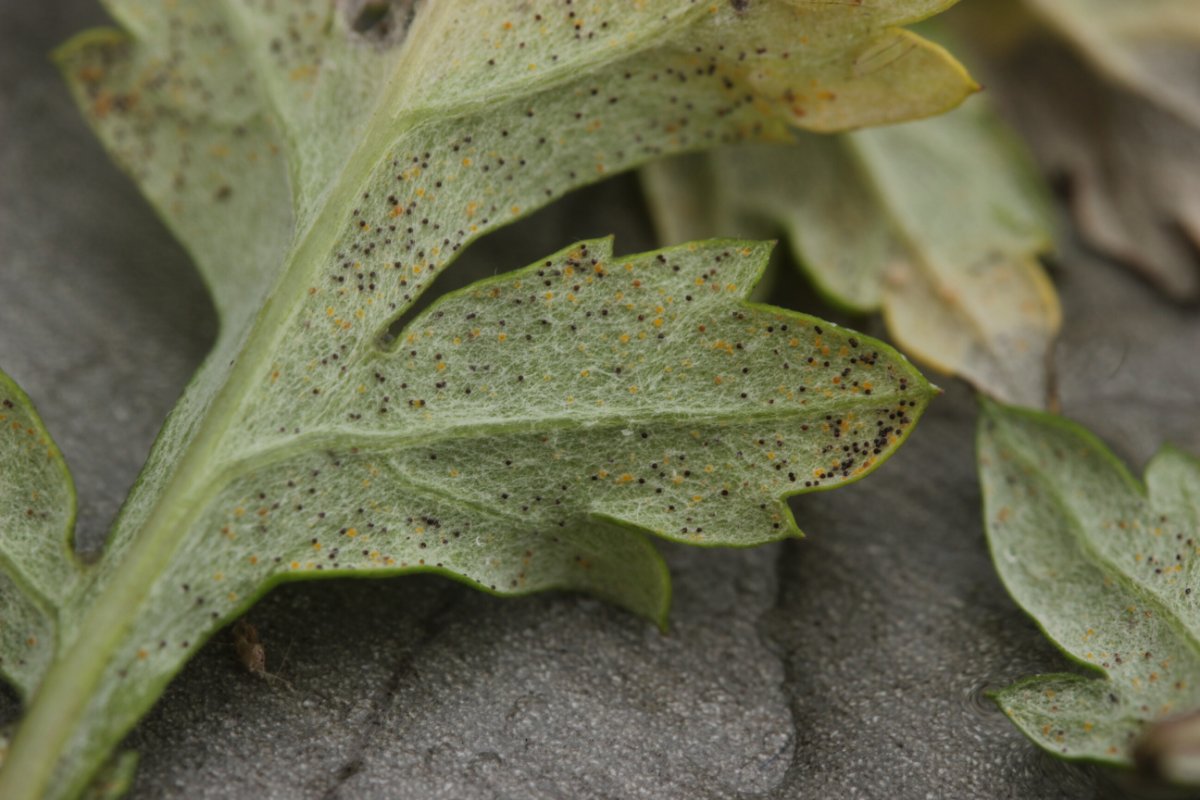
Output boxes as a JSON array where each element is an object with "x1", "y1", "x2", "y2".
[
  {"x1": 26, "y1": 238, "x2": 936, "y2": 800},
  {"x1": 1, "y1": 1, "x2": 965, "y2": 797},
  {"x1": 0, "y1": 372, "x2": 84, "y2": 698},
  {"x1": 55, "y1": 0, "x2": 974, "y2": 576},
  {"x1": 642, "y1": 93, "x2": 1060, "y2": 407},
  {"x1": 978, "y1": 402, "x2": 1200, "y2": 767}
]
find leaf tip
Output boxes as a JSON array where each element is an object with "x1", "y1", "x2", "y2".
[{"x1": 50, "y1": 26, "x2": 127, "y2": 71}]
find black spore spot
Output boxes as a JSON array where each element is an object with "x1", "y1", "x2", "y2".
[{"x1": 348, "y1": 0, "x2": 420, "y2": 43}]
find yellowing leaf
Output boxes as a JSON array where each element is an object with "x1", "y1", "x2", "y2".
[{"x1": 643, "y1": 93, "x2": 1059, "y2": 407}]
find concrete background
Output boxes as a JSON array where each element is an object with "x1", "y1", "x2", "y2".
[{"x1": 2, "y1": 2, "x2": 1198, "y2": 797}]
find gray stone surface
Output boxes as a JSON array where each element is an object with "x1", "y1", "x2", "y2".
[{"x1": 2, "y1": 2, "x2": 1198, "y2": 798}]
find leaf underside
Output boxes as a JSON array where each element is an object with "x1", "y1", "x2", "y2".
[
  {"x1": 978, "y1": 402, "x2": 1200, "y2": 768},
  {"x1": 0, "y1": 1, "x2": 968, "y2": 797},
  {"x1": 642, "y1": 91, "x2": 1060, "y2": 408},
  {"x1": 0, "y1": 236, "x2": 938, "y2": 795},
  {"x1": 0, "y1": 372, "x2": 81, "y2": 699}
]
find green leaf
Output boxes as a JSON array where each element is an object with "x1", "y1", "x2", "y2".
[
  {"x1": 0, "y1": 371, "x2": 84, "y2": 699},
  {"x1": 950, "y1": 0, "x2": 1200, "y2": 300},
  {"x1": 0, "y1": 2, "x2": 965, "y2": 797},
  {"x1": 642, "y1": 92, "x2": 1060, "y2": 407},
  {"x1": 978, "y1": 401, "x2": 1200, "y2": 773},
  {"x1": 2, "y1": 238, "x2": 937, "y2": 798}
]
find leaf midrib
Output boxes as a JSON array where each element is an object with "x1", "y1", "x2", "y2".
[{"x1": 219, "y1": 395, "x2": 912, "y2": 478}]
